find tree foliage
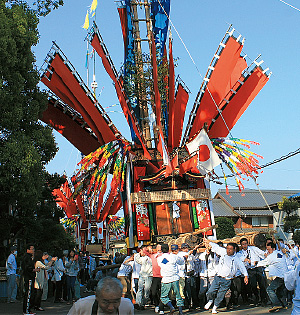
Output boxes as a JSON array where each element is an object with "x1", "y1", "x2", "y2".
[
  {"x1": 6, "y1": 0, "x2": 64, "y2": 17},
  {"x1": 215, "y1": 217, "x2": 236, "y2": 240},
  {"x1": 278, "y1": 196, "x2": 299, "y2": 217},
  {"x1": 283, "y1": 214, "x2": 300, "y2": 234},
  {"x1": 293, "y1": 230, "x2": 300, "y2": 245},
  {"x1": 0, "y1": 0, "x2": 73, "y2": 265}
]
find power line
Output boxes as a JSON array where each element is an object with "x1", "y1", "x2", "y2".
[
  {"x1": 278, "y1": 0, "x2": 300, "y2": 12},
  {"x1": 218, "y1": 147, "x2": 300, "y2": 179}
]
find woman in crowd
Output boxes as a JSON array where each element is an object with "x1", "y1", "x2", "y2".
[
  {"x1": 53, "y1": 251, "x2": 66, "y2": 303},
  {"x1": 33, "y1": 250, "x2": 56, "y2": 311},
  {"x1": 65, "y1": 249, "x2": 79, "y2": 304}
]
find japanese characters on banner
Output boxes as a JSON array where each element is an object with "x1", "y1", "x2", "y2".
[
  {"x1": 135, "y1": 203, "x2": 151, "y2": 241},
  {"x1": 80, "y1": 230, "x2": 86, "y2": 251},
  {"x1": 195, "y1": 200, "x2": 213, "y2": 236},
  {"x1": 87, "y1": 221, "x2": 92, "y2": 240}
]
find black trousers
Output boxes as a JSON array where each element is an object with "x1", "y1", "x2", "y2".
[
  {"x1": 23, "y1": 278, "x2": 35, "y2": 313},
  {"x1": 34, "y1": 288, "x2": 43, "y2": 308},
  {"x1": 151, "y1": 277, "x2": 161, "y2": 307},
  {"x1": 185, "y1": 276, "x2": 198, "y2": 308},
  {"x1": 229, "y1": 276, "x2": 245, "y2": 305},
  {"x1": 248, "y1": 267, "x2": 267, "y2": 302},
  {"x1": 54, "y1": 280, "x2": 63, "y2": 302}
]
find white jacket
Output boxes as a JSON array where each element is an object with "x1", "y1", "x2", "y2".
[
  {"x1": 157, "y1": 253, "x2": 184, "y2": 283},
  {"x1": 135, "y1": 253, "x2": 153, "y2": 277},
  {"x1": 257, "y1": 250, "x2": 288, "y2": 278},
  {"x1": 210, "y1": 242, "x2": 248, "y2": 279}
]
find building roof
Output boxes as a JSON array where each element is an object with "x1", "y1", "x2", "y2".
[
  {"x1": 289, "y1": 192, "x2": 300, "y2": 199},
  {"x1": 215, "y1": 189, "x2": 300, "y2": 209},
  {"x1": 212, "y1": 199, "x2": 238, "y2": 217},
  {"x1": 234, "y1": 227, "x2": 271, "y2": 234},
  {"x1": 234, "y1": 209, "x2": 273, "y2": 216}
]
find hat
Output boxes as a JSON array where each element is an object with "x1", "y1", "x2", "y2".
[
  {"x1": 10, "y1": 246, "x2": 17, "y2": 252},
  {"x1": 287, "y1": 240, "x2": 295, "y2": 245},
  {"x1": 171, "y1": 244, "x2": 179, "y2": 251},
  {"x1": 181, "y1": 243, "x2": 189, "y2": 249}
]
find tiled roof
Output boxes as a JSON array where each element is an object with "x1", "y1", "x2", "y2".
[
  {"x1": 235, "y1": 209, "x2": 273, "y2": 216},
  {"x1": 215, "y1": 189, "x2": 300, "y2": 209},
  {"x1": 212, "y1": 199, "x2": 238, "y2": 217},
  {"x1": 235, "y1": 227, "x2": 271, "y2": 234}
]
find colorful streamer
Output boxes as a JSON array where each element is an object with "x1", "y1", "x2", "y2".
[
  {"x1": 72, "y1": 139, "x2": 131, "y2": 219},
  {"x1": 212, "y1": 137, "x2": 263, "y2": 191}
]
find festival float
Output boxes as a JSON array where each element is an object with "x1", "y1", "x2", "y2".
[{"x1": 40, "y1": 0, "x2": 270, "y2": 250}]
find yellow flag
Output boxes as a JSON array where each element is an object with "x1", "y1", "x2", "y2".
[
  {"x1": 90, "y1": 0, "x2": 98, "y2": 12},
  {"x1": 83, "y1": 11, "x2": 89, "y2": 29}
]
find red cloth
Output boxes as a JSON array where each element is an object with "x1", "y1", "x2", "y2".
[
  {"x1": 208, "y1": 67, "x2": 269, "y2": 138},
  {"x1": 41, "y1": 100, "x2": 100, "y2": 155},
  {"x1": 117, "y1": 7, "x2": 127, "y2": 51},
  {"x1": 41, "y1": 54, "x2": 117, "y2": 144},
  {"x1": 151, "y1": 35, "x2": 162, "y2": 128},
  {"x1": 168, "y1": 37, "x2": 175, "y2": 150},
  {"x1": 189, "y1": 37, "x2": 244, "y2": 140},
  {"x1": 149, "y1": 253, "x2": 162, "y2": 278},
  {"x1": 172, "y1": 83, "x2": 189, "y2": 149}
]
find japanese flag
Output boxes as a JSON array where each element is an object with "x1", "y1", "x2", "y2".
[{"x1": 186, "y1": 129, "x2": 221, "y2": 175}]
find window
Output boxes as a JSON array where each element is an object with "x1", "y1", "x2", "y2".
[{"x1": 252, "y1": 217, "x2": 269, "y2": 227}]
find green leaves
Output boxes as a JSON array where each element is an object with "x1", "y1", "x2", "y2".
[
  {"x1": 0, "y1": 1, "x2": 65, "y2": 256},
  {"x1": 215, "y1": 217, "x2": 236, "y2": 240},
  {"x1": 278, "y1": 196, "x2": 299, "y2": 216},
  {"x1": 283, "y1": 214, "x2": 300, "y2": 234}
]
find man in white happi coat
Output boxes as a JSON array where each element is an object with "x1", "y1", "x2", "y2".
[
  {"x1": 257, "y1": 242, "x2": 288, "y2": 312},
  {"x1": 203, "y1": 239, "x2": 248, "y2": 314}
]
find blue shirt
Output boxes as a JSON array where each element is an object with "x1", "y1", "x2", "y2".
[
  {"x1": 292, "y1": 264, "x2": 300, "y2": 315},
  {"x1": 6, "y1": 253, "x2": 17, "y2": 276}
]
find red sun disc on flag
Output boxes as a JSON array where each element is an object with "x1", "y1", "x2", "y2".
[{"x1": 198, "y1": 145, "x2": 210, "y2": 162}]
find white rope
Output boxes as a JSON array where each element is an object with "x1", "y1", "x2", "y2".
[
  {"x1": 278, "y1": 0, "x2": 300, "y2": 12},
  {"x1": 64, "y1": 145, "x2": 74, "y2": 176}
]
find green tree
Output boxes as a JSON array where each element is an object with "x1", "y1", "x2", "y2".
[
  {"x1": 215, "y1": 217, "x2": 236, "y2": 240},
  {"x1": 283, "y1": 214, "x2": 300, "y2": 234},
  {"x1": 278, "y1": 196, "x2": 299, "y2": 217},
  {"x1": 0, "y1": 1, "x2": 73, "y2": 264},
  {"x1": 293, "y1": 230, "x2": 300, "y2": 245},
  {"x1": 7, "y1": 0, "x2": 64, "y2": 17}
]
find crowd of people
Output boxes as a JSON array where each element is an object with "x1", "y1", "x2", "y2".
[
  {"x1": 112, "y1": 237, "x2": 300, "y2": 314},
  {"x1": 5, "y1": 236, "x2": 300, "y2": 315},
  {"x1": 6, "y1": 243, "x2": 102, "y2": 315}
]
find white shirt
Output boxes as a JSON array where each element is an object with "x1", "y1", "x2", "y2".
[
  {"x1": 292, "y1": 264, "x2": 300, "y2": 315},
  {"x1": 198, "y1": 250, "x2": 218, "y2": 278},
  {"x1": 135, "y1": 253, "x2": 153, "y2": 277},
  {"x1": 177, "y1": 251, "x2": 187, "y2": 278},
  {"x1": 237, "y1": 246, "x2": 265, "y2": 269},
  {"x1": 210, "y1": 243, "x2": 248, "y2": 279},
  {"x1": 257, "y1": 250, "x2": 288, "y2": 278},
  {"x1": 117, "y1": 256, "x2": 132, "y2": 277},
  {"x1": 157, "y1": 253, "x2": 185, "y2": 283},
  {"x1": 291, "y1": 246, "x2": 300, "y2": 265},
  {"x1": 67, "y1": 295, "x2": 133, "y2": 315},
  {"x1": 131, "y1": 254, "x2": 141, "y2": 279}
]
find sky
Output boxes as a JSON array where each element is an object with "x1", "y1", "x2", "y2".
[{"x1": 35, "y1": 0, "x2": 300, "y2": 197}]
